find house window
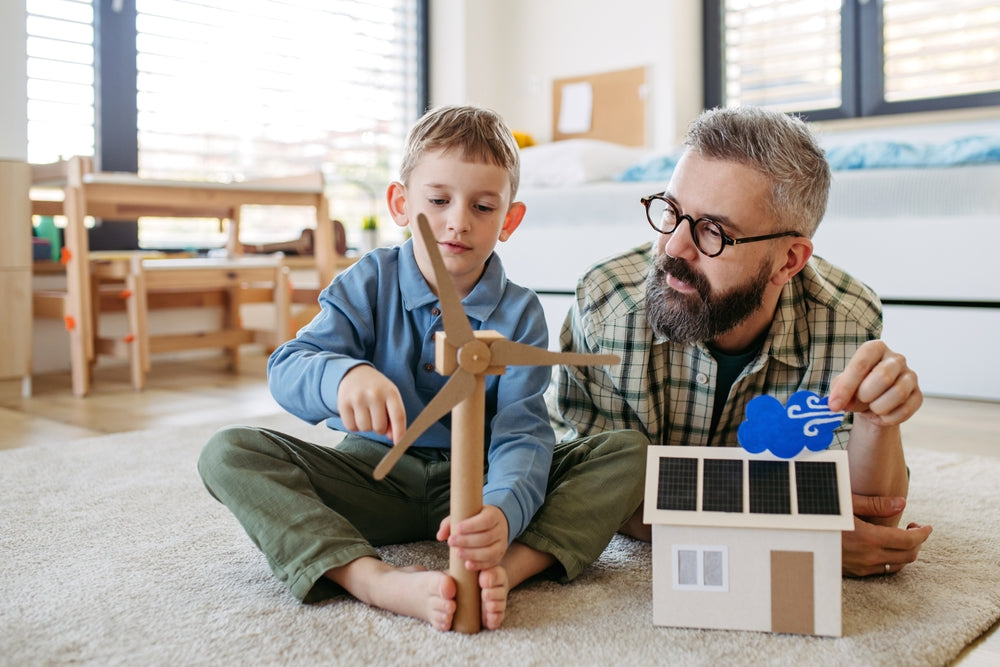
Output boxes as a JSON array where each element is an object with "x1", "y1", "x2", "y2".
[
  {"x1": 674, "y1": 545, "x2": 729, "y2": 591},
  {"x1": 703, "y1": 0, "x2": 1000, "y2": 120}
]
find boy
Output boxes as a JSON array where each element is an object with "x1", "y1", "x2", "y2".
[{"x1": 198, "y1": 105, "x2": 646, "y2": 631}]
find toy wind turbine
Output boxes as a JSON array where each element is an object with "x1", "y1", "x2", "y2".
[{"x1": 373, "y1": 213, "x2": 619, "y2": 633}]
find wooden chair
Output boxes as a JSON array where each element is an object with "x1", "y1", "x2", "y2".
[{"x1": 30, "y1": 157, "x2": 326, "y2": 396}]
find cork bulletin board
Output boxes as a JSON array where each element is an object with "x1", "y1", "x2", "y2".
[{"x1": 552, "y1": 66, "x2": 648, "y2": 146}]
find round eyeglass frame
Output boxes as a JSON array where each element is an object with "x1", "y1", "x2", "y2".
[{"x1": 640, "y1": 192, "x2": 803, "y2": 258}]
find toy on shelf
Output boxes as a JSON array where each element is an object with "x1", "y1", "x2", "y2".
[
  {"x1": 644, "y1": 391, "x2": 854, "y2": 636},
  {"x1": 373, "y1": 213, "x2": 619, "y2": 634}
]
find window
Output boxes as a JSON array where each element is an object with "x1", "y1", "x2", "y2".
[
  {"x1": 26, "y1": 0, "x2": 427, "y2": 250},
  {"x1": 673, "y1": 545, "x2": 729, "y2": 591},
  {"x1": 135, "y1": 0, "x2": 425, "y2": 248},
  {"x1": 704, "y1": 0, "x2": 1000, "y2": 120},
  {"x1": 26, "y1": 0, "x2": 95, "y2": 164}
]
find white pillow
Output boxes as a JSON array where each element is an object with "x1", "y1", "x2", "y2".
[{"x1": 519, "y1": 139, "x2": 651, "y2": 188}]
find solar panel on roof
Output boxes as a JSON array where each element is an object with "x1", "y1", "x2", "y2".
[
  {"x1": 656, "y1": 457, "x2": 697, "y2": 511},
  {"x1": 702, "y1": 458, "x2": 743, "y2": 512},
  {"x1": 749, "y1": 460, "x2": 791, "y2": 514},
  {"x1": 795, "y1": 460, "x2": 842, "y2": 515}
]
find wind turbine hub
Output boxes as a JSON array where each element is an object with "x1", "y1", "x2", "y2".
[{"x1": 457, "y1": 339, "x2": 492, "y2": 374}]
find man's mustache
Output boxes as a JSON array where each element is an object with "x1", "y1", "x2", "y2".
[{"x1": 651, "y1": 253, "x2": 711, "y2": 301}]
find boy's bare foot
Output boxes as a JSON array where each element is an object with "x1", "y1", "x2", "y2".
[
  {"x1": 326, "y1": 558, "x2": 457, "y2": 631},
  {"x1": 478, "y1": 565, "x2": 510, "y2": 630}
]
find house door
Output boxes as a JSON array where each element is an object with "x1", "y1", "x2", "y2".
[{"x1": 770, "y1": 550, "x2": 814, "y2": 634}]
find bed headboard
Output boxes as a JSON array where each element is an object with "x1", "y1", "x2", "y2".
[{"x1": 552, "y1": 66, "x2": 648, "y2": 146}]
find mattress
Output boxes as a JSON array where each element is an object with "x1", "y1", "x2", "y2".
[{"x1": 501, "y1": 165, "x2": 1000, "y2": 302}]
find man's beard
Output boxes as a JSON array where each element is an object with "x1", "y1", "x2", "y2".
[{"x1": 645, "y1": 253, "x2": 771, "y2": 344}]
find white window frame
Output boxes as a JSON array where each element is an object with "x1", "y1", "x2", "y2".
[{"x1": 672, "y1": 544, "x2": 730, "y2": 592}]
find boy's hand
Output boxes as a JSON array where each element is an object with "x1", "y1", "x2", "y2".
[
  {"x1": 436, "y1": 505, "x2": 509, "y2": 571},
  {"x1": 337, "y1": 365, "x2": 407, "y2": 442}
]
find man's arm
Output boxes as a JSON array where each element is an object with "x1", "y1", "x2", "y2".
[
  {"x1": 830, "y1": 339, "x2": 920, "y2": 508},
  {"x1": 829, "y1": 339, "x2": 933, "y2": 575},
  {"x1": 554, "y1": 295, "x2": 622, "y2": 439}
]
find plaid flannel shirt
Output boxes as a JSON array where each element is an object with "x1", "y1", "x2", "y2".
[{"x1": 555, "y1": 243, "x2": 882, "y2": 449}]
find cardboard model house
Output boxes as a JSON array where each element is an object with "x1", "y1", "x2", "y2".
[{"x1": 643, "y1": 392, "x2": 854, "y2": 636}]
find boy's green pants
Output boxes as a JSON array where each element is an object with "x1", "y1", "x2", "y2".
[{"x1": 198, "y1": 426, "x2": 647, "y2": 603}]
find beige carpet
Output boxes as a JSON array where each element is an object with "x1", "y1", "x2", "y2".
[{"x1": 2, "y1": 412, "x2": 998, "y2": 667}]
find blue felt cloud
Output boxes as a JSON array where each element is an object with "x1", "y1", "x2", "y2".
[{"x1": 737, "y1": 391, "x2": 846, "y2": 459}]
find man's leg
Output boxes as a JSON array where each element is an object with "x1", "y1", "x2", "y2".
[{"x1": 619, "y1": 504, "x2": 652, "y2": 541}]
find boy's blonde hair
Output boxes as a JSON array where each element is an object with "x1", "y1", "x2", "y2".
[{"x1": 399, "y1": 105, "x2": 521, "y2": 198}]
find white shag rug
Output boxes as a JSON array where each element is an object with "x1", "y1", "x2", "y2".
[{"x1": 1, "y1": 412, "x2": 998, "y2": 667}]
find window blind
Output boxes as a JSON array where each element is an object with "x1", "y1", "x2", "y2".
[
  {"x1": 25, "y1": 0, "x2": 96, "y2": 164},
  {"x1": 714, "y1": 0, "x2": 1000, "y2": 117},
  {"x1": 722, "y1": 0, "x2": 842, "y2": 113},
  {"x1": 882, "y1": 0, "x2": 1000, "y2": 103},
  {"x1": 134, "y1": 0, "x2": 422, "y2": 247},
  {"x1": 135, "y1": 0, "x2": 421, "y2": 184}
]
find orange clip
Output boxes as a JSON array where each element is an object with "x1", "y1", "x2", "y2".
[
  {"x1": 119, "y1": 289, "x2": 133, "y2": 299},
  {"x1": 60, "y1": 247, "x2": 72, "y2": 265},
  {"x1": 64, "y1": 314, "x2": 76, "y2": 331},
  {"x1": 123, "y1": 334, "x2": 135, "y2": 343}
]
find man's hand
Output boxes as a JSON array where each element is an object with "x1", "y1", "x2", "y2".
[
  {"x1": 437, "y1": 505, "x2": 509, "y2": 571},
  {"x1": 829, "y1": 340, "x2": 922, "y2": 427},
  {"x1": 337, "y1": 364, "x2": 407, "y2": 441},
  {"x1": 843, "y1": 493, "x2": 932, "y2": 576}
]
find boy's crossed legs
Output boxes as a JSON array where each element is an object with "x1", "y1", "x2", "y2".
[{"x1": 199, "y1": 427, "x2": 645, "y2": 631}]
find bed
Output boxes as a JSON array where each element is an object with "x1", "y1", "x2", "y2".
[{"x1": 496, "y1": 72, "x2": 1000, "y2": 400}]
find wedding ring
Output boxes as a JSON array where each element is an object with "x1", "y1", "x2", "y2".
[{"x1": 884, "y1": 563, "x2": 891, "y2": 574}]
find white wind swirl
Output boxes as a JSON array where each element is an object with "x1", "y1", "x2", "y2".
[{"x1": 786, "y1": 394, "x2": 846, "y2": 436}]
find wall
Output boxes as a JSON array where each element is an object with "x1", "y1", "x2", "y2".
[
  {"x1": 430, "y1": 0, "x2": 704, "y2": 151},
  {"x1": 0, "y1": 1, "x2": 27, "y2": 161},
  {"x1": 1, "y1": 3, "x2": 31, "y2": 387}
]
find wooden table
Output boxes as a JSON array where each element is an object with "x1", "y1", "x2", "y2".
[{"x1": 30, "y1": 157, "x2": 338, "y2": 396}]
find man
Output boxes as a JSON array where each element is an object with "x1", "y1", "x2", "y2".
[{"x1": 556, "y1": 105, "x2": 932, "y2": 577}]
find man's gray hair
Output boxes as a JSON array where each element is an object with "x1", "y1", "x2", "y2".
[{"x1": 684, "y1": 106, "x2": 830, "y2": 237}]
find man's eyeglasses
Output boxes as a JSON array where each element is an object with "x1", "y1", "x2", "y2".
[{"x1": 641, "y1": 192, "x2": 802, "y2": 258}]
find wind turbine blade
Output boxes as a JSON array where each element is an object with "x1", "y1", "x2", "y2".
[
  {"x1": 489, "y1": 339, "x2": 620, "y2": 368},
  {"x1": 372, "y1": 369, "x2": 476, "y2": 480},
  {"x1": 415, "y1": 213, "x2": 475, "y2": 347}
]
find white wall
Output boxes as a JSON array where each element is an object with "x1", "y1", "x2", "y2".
[
  {"x1": 0, "y1": 1, "x2": 27, "y2": 160},
  {"x1": 430, "y1": 0, "x2": 704, "y2": 151}
]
